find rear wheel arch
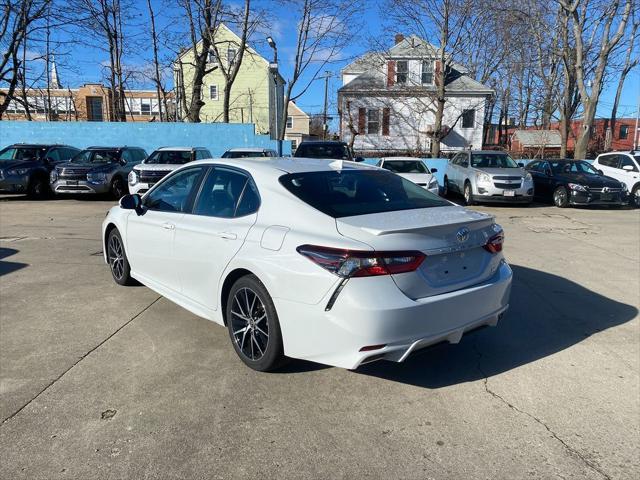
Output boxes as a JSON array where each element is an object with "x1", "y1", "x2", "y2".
[{"x1": 220, "y1": 268, "x2": 255, "y2": 325}]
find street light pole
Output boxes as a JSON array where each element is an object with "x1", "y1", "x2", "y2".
[{"x1": 266, "y1": 36, "x2": 283, "y2": 156}]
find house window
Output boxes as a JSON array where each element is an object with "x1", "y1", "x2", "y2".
[
  {"x1": 210, "y1": 85, "x2": 218, "y2": 100},
  {"x1": 141, "y1": 99, "x2": 151, "y2": 115},
  {"x1": 207, "y1": 50, "x2": 217, "y2": 64},
  {"x1": 462, "y1": 109, "x2": 475, "y2": 128},
  {"x1": 290, "y1": 139, "x2": 297, "y2": 151},
  {"x1": 620, "y1": 124, "x2": 629, "y2": 140},
  {"x1": 367, "y1": 109, "x2": 380, "y2": 134},
  {"x1": 396, "y1": 61, "x2": 408, "y2": 84},
  {"x1": 286, "y1": 116, "x2": 293, "y2": 129},
  {"x1": 421, "y1": 60, "x2": 433, "y2": 84},
  {"x1": 227, "y1": 48, "x2": 237, "y2": 68}
]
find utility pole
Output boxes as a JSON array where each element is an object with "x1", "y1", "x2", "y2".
[
  {"x1": 634, "y1": 91, "x2": 640, "y2": 151},
  {"x1": 322, "y1": 71, "x2": 331, "y2": 140}
]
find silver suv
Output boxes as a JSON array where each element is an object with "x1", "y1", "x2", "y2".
[
  {"x1": 444, "y1": 150, "x2": 534, "y2": 205},
  {"x1": 50, "y1": 146, "x2": 147, "y2": 199}
]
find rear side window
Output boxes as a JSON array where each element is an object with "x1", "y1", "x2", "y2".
[
  {"x1": 619, "y1": 156, "x2": 638, "y2": 172},
  {"x1": 598, "y1": 155, "x2": 618, "y2": 168},
  {"x1": 193, "y1": 168, "x2": 252, "y2": 218},
  {"x1": 279, "y1": 170, "x2": 448, "y2": 218}
]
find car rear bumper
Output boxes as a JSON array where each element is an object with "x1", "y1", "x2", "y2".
[{"x1": 275, "y1": 260, "x2": 512, "y2": 369}]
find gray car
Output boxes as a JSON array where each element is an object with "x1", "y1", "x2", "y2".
[
  {"x1": 443, "y1": 150, "x2": 534, "y2": 205},
  {"x1": 50, "y1": 146, "x2": 147, "y2": 199}
]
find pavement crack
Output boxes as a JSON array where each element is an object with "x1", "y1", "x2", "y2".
[
  {"x1": 1, "y1": 296, "x2": 162, "y2": 426},
  {"x1": 473, "y1": 343, "x2": 612, "y2": 480}
]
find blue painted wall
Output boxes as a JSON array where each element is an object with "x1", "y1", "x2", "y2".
[{"x1": 0, "y1": 121, "x2": 291, "y2": 157}]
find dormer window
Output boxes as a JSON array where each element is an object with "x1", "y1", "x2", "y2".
[
  {"x1": 421, "y1": 60, "x2": 434, "y2": 85},
  {"x1": 396, "y1": 60, "x2": 408, "y2": 84}
]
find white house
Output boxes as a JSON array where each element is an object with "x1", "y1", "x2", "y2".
[{"x1": 338, "y1": 34, "x2": 493, "y2": 156}]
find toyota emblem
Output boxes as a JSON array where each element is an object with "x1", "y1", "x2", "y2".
[{"x1": 456, "y1": 227, "x2": 470, "y2": 243}]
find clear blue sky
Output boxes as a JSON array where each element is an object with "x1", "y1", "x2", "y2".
[{"x1": 49, "y1": 0, "x2": 639, "y2": 123}]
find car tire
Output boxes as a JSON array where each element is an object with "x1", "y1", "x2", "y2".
[
  {"x1": 110, "y1": 177, "x2": 126, "y2": 200},
  {"x1": 442, "y1": 176, "x2": 449, "y2": 197},
  {"x1": 463, "y1": 182, "x2": 475, "y2": 205},
  {"x1": 27, "y1": 174, "x2": 49, "y2": 199},
  {"x1": 226, "y1": 274, "x2": 286, "y2": 372},
  {"x1": 553, "y1": 186, "x2": 570, "y2": 208},
  {"x1": 107, "y1": 228, "x2": 136, "y2": 286},
  {"x1": 631, "y1": 185, "x2": 640, "y2": 208}
]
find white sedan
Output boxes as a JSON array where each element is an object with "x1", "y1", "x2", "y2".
[
  {"x1": 102, "y1": 158, "x2": 512, "y2": 371},
  {"x1": 377, "y1": 157, "x2": 440, "y2": 195}
]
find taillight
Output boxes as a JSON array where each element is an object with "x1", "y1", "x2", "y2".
[
  {"x1": 297, "y1": 245, "x2": 425, "y2": 278},
  {"x1": 483, "y1": 231, "x2": 504, "y2": 254}
]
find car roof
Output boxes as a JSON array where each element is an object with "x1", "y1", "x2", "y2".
[
  {"x1": 298, "y1": 141, "x2": 347, "y2": 145},
  {"x1": 86, "y1": 146, "x2": 143, "y2": 150},
  {"x1": 226, "y1": 147, "x2": 273, "y2": 152},
  {"x1": 381, "y1": 157, "x2": 423, "y2": 162},
  {"x1": 7, "y1": 143, "x2": 70, "y2": 148},
  {"x1": 464, "y1": 150, "x2": 510, "y2": 155},
  {"x1": 156, "y1": 146, "x2": 205, "y2": 151}
]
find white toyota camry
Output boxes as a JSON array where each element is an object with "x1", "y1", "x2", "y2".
[{"x1": 102, "y1": 158, "x2": 512, "y2": 371}]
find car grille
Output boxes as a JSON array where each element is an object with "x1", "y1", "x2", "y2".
[
  {"x1": 590, "y1": 187, "x2": 623, "y2": 193},
  {"x1": 139, "y1": 170, "x2": 172, "y2": 183},
  {"x1": 493, "y1": 176, "x2": 522, "y2": 181},
  {"x1": 59, "y1": 167, "x2": 90, "y2": 180},
  {"x1": 494, "y1": 182, "x2": 520, "y2": 189}
]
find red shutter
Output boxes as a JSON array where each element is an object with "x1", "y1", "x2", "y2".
[
  {"x1": 382, "y1": 108, "x2": 390, "y2": 136},
  {"x1": 387, "y1": 61, "x2": 396, "y2": 87},
  {"x1": 358, "y1": 107, "x2": 366, "y2": 134}
]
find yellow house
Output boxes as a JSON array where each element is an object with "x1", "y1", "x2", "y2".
[{"x1": 174, "y1": 23, "x2": 284, "y2": 134}]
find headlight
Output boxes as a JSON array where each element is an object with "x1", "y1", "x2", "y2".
[
  {"x1": 87, "y1": 172, "x2": 107, "y2": 183},
  {"x1": 524, "y1": 172, "x2": 533, "y2": 182},
  {"x1": 476, "y1": 172, "x2": 491, "y2": 184},
  {"x1": 621, "y1": 183, "x2": 628, "y2": 192},
  {"x1": 7, "y1": 168, "x2": 29, "y2": 176},
  {"x1": 50, "y1": 170, "x2": 58, "y2": 182},
  {"x1": 428, "y1": 177, "x2": 438, "y2": 188},
  {"x1": 128, "y1": 170, "x2": 138, "y2": 185},
  {"x1": 568, "y1": 183, "x2": 587, "y2": 192}
]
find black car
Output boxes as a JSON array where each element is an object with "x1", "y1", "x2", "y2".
[
  {"x1": 293, "y1": 141, "x2": 364, "y2": 162},
  {"x1": 526, "y1": 159, "x2": 628, "y2": 208},
  {"x1": 0, "y1": 143, "x2": 80, "y2": 198}
]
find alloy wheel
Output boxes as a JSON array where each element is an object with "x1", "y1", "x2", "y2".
[
  {"x1": 230, "y1": 287, "x2": 269, "y2": 361},
  {"x1": 554, "y1": 188, "x2": 567, "y2": 207},
  {"x1": 108, "y1": 234, "x2": 125, "y2": 280},
  {"x1": 464, "y1": 184, "x2": 471, "y2": 203},
  {"x1": 634, "y1": 188, "x2": 640, "y2": 207}
]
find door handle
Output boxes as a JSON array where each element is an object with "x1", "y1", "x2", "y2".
[
  {"x1": 217, "y1": 232, "x2": 237, "y2": 240},
  {"x1": 162, "y1": 222, "x2": 175, "y2": 230}
]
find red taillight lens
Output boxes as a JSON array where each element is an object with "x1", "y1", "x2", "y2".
[
  {"x1": 483, "y1": 232, "x2": 504, "y2": 254},
  {"x1": 297, "y1": 245, "x2": 425, "y2": 278}
]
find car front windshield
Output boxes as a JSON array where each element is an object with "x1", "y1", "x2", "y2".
[
  {"x1": 222, "y1": 151, "x2": 268, "y2": 158},
  {"x1": 295, "y1": 144, "x2": 350, "y2": 160},
  {"x1": 146, "y1": 150, "x2": 192, "y2": 164},
  {"x1": 382, "y1": 161, "x2": 428, "y2": 174},
  {"x1": 471, "y1": 154, "x2": 518, "y2": 168},
  {"x1": 0, "y1": 147, "x2": 43, "y2": 162},
  {"x1": 70, "y1": 150, "x2": 119, "y2": 164},
  {"x1": 279, "y1": 169, "x2": 448, "y2": 218},
  {"x1": 551, "y1": 161, "x2": 599, "y2": 175}
]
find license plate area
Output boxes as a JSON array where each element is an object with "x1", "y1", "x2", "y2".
[
  {"x1": 503, "y1": 190, "x2": 515, "y2": 197},
  {"x1": 419, "y1": 249, "x2": 485, "y2": 287},
  {"x1": 66, "y1": 180, "x2": 78, "y2": 186},
  {"x1": 600, "y1": 193, "x2": 613, "y2": 201}
]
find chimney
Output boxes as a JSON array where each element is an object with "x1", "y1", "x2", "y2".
[{"x1": 394, "y1": 33, "x2": 404, "y2": 45}]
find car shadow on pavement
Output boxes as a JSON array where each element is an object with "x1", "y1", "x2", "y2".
[
  {"x1": 0, "y1": 247, "x2": 28, "y2": 276},
  {"x1": 356, "y1": 264, "x2": 638, "y2": 388}
]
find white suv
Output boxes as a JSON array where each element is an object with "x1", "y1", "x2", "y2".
[
  {"x1": 128, "y1": 146, "x2": 212, "y2": 195},
  {"x1": 593, "y1": 151, "x2": 640, "y2": 206}
]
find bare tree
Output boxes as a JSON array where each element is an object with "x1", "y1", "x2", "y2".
[
  {"x1": 557, "y1": 0, "x2": 633, "y2": 159},
  {"x1": 146, "y1": 0, "x2": 169, "y2": 121}
]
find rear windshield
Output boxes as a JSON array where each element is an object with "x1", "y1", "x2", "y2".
[
  {"x1": 279, "y1": 170, "x2": 448, "y2": 218},
  {"x1": 222, "y1": 151, "x2": 270, "y2": 158},
  {"x1": 146, "y1": 150, "x2": 192, "y2": 164},
  {"x1": 294, "y1": 143, "x2": 351, "y2": 160},
  {"x1": 382, "y1": 160, "x2": 429, "y2": 174},
  {"x1": 471, "y1": 153, "x2": 518, "y2": 168}
]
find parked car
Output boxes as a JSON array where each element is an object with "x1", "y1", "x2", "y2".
[
  {"x1": 221, "y1": 148, "x2": 277, "y2": 158},
  {"x1": 129, "y1": 146, "x2": 212, "y2": 195},
  {"x1": 592, "y1": 151, "x2": 640, "y2": 207},
  {"x1": 376, "y1": 157, "x2": 439, "y2": 195},
  {"x1": 0, "y1": 143, "x2": 80, "y2": 198},
  {"x1": 443, "y1": 150, "x2": 534, "y2": 205},
  {"x1": 51, "y1": 146, "x2": 147, "y2": 199},
  {"x1": 293, "y1": 141, "x2": 364, "y2": 162},
  {"x1": 103, "y1": 158, "x2": 512, "y2": 371},
  {"x1": 526, "y1": 159, "x2": 628, "y2": 208}
]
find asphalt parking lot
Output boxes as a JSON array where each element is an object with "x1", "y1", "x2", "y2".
[{"x1": 0, "y1": 195, "x2": 638, "y2": 480}]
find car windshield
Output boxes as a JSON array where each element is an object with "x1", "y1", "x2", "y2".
[
  {"x1": 222, "y1": 151, "x2": 269, "y2": 158},
  {"x1": 279, "y1": 170, "x2": 448, "y2": 218},
  {"x1": 0, "y1": 147, "x2": 44, "y2": 162},
  {"x1": 382, "y1": 160, "x2": 429, "y2": 174},
  {"x1": 550, "y1": 160, "x2": 599, "y2": 175},
  {"x1": 471, "y1": 153, "x2": 518, "y2": 168},
  {"x1": 70, "y1": 150, "x2": 119, "y2": 164},
  {"x1": 295, "y1": 144, "x2": 350, "y2": 160},
  {"x1": 146, "y1": 150, "x2": 192, "y2": 164}
]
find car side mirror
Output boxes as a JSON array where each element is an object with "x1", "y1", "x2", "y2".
[
  {"x1": 518, "y1": 162, "x2": 525, "y2": 167},
  {"x1": 597, "y1": 169, "x2": 604, "y2": 175},
  {"x1": 120, "y1": 194, "x2": 143, "y2": 214},
  {"x1": 622, "y1": 165, "x2": 634, "y2": 171},
  {"x1": 545, "y1": 169, "x2": 552, "y2": 177},
  {"x1": 354, "y1": 156, "x2": 365, "y2": 162},
  {"x1": 430, "y1": 167, "x2": 437, "y2": 173}
]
